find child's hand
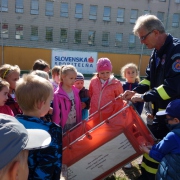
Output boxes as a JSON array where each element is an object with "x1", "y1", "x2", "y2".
[
  {"x1": 139, "y1": 144, "x2": 150, "y2": 154},
  {"x1": 147, "y1": 113, "x2": 154, "y2": 120},
  {"x1": 81, "y1": 102, "x2": 86, "y2": 109}
]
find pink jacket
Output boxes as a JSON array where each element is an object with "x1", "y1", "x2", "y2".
[
  {"x1": 89, "y1": 75, "x2": 123, "y2": 115},
  {"x1": 52, "y1": 83, "x2": 82, "y2": 128}
]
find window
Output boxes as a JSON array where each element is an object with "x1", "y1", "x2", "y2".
[
  {"x1": 46, "y1": 27, "x2": 53, "y2": 41},
  {"x1": 115, "y1": 33, "x2": 123, "y2": 47},
  {"x1": 15, "y1": 25, "x2": 23, "y2": 39},
  {"x1": 175, "y1": 0, "x2": 180, "y2": 3},
  {"x1": 75, "y1": 4, "x2": 83, "y2": 19},
  {"x1": 0, "y1": 0, "x2": 8, "y2": 12},
  {"x1": 31, "y1": 26, "x2": 38, "y2": 40},
  {"x1": 172, "y1": 13, "x2": 180, "y2": 27},
  {"x1": 157, "y1": 12, "x2": 164, "y2": 22},
  {"x1": 74, "y1": 29, "x2": 81, "y2": 43},
  {"x1": 45, "y1": 1, "x2": 54, "y2": 16},
  {"x1": 31, "y1": 0, "x2": 39, "y2": 15},
  {"x1": 117, "y1": 8, "x2": 124, "y2": 22},
  {"x1": 88, "y1": 31, "x2": 95, "y2": 45},
  {"x1": 103, "y1": 7, "x2": 111, "y2": 21},
  {"x1": 60, "y1": 2, "x2": 68, "y2": 17},
  {"x1": 144, "y1": 10, "x2": 150, "y2": 15},
  {"x1": 0, "y1": 23, "x2": 8, "y2": 38},
  {"x1": 60, "y1": 28, "x2": 68, "y2": 43},
  {"x1": 102, "y1": 32, "x2": 109, "y2": 46},
  {"x1": 129, "y1": 34, "x2": 135, "y2": 48},
  {"x1": 15, "y1": 0, "x2": 23, "y2": 13},
  {"x1": 159, "y1": 0, "x2": 166, "y2": 1},
  {"x1": 89, "y1": 5, "x2": 97, "y2": 20},
  {"x1": 130, "y1": 9, "x2": 138, "y2": 23}
]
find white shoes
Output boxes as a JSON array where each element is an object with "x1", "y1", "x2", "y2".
[{"x1": 123, "y1": 163, "x2": 132, "y2": 169}]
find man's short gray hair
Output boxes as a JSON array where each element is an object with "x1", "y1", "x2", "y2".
[{"x1": 133, "y1": 14, "x2": 165, "y2": 35}]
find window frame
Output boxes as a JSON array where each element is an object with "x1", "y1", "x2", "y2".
[
  {"x1": 0, "y1": 23, "x2": 9, "y2": 39},
  {"x1": 88, "y1": 31, "x2": 95, "y2": 45},
  {"x1": 130, "y1": 9, "x2": 138, "y2": 24},
  {"x1": 31, "y1": 0, "x2": 39, "y2": 15},
  {"x1": 117, "y1": 8, "x2": 124, "y2": 23},
  {"x1": 129, "y1": 34, "x2": 136, "y2": 48},
  {"x1": 60, "y1": 2, "x2": 68, "y2": 17},
  {"x1": 75, "y1": 4, "x2": 83, "y2": 19},
  {"x1": 60, "y1": 28, "x2": 68, "y2": 43},
  {"x1": 15, "y1": 24, "x2": 23, "y2": 40},
  {"x1": 89, "y1": 5, "x2": 97, "y2": 20},
  {"x1": 30, "y1": 26, "x2": 38, "y2": 41},
  {"x1": 115, "y1": 33, "x2": 123, "y2": 47},
  {"x1": 102, "y1": 32, "x2": 110, "y2": 46},
  {"x1": 0, "y1": 0, "x2": 8, "y2": 12},
  {"x1": 15, "y1": 0, "x2": 24, "y2": 13},
  {"x1": 103, "y1": 6, "x2": 111, "y2": 21},
  {"x1": 46, "y1": 27, "x2": 53, "y2": 42},
  {"x1": 172, "y1": 13, "x2": 180, "y2": 27},
  {"x1": 74, "y1": 29, "x2": 82, "y2": 43},
  {"x1": 45, "y1": 1, "x2": 54, "y2": 16}
]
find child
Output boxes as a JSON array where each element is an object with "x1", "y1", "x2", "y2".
[
  {"x1": 51, "y1": 65, "x2": 61, "y2": 91},
  {"x1": 0, "y1": 64, "x2": 22, "y2": 115},
  {"x1": 121, "y1": 63, "x2": 144, "y2": 115},
  {"x1": 52, "y1": 65, "x2": 82, "y2": 132},
  {"x1": 140, "y1": 99, "x2": 180, "y2": 180},
  {"x1": 0, "y1": 78, "x2": 14, "y2": 116},
  {"x1": 0, "y1": 113, "x2": 51, "y2": 180},
  {"x1": 89, "y1": 57, "x2": 123, "y2": 115},
  {"x1": 15, "y1": 74, "x2": 62, "y2": 180},
  {"x1": 31, "y1": 69, "x2": 50, "y2": 80},
  {"x1": 121, "y1": 63, "x2": 144, "y2": 169},
  {"x1": 32, "y1": 59, "x2": 50, "y2": 73},
  {"x1": 74, "y1": 72, "x2": 90, "y2": 120}
]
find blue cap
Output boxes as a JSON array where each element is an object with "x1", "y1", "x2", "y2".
[{"x1": 156, "y1": 99, "x2": 180, "y2": 119}]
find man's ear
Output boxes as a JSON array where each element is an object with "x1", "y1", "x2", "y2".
[
  {"x1": 174, "y1": 118, "x2": 180, "y2": 123},
  {"x1": 8, "y1": 161, "x2": 20, "y2": 180}
]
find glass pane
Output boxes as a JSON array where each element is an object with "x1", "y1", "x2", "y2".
[
  {"x1": 46, "y1": 1, "x2": 53, "y2": 16},
  {"x1": 104, "y1": 7, "x2": 110, "y2": 16},
  {"x1": 74, "y1": 30, "x2": 81, "y2": 43},
  {"x1": 16, "y1": 0, "x2": 23, "y2": 8},
  {"x1": 117, "y1": 8, "x2": 124, "y2": 17},
  {"x1": 129, "y1": 34, "x2": 135, "y2": 43},
  {"x1": 76, "y1": 4, "x2": 82, "y2": 13},
  {"x1": 31, "y1": 0, "x2": 38, "y2": 10},
  {"x1": 90, "y1": 5, "x2": 97, "y2": 16},
  {"x1": 131, "y1": 9, "x2": 138, "y2": 18},
  {"x1": 88, "y1": 31, "x2": 95, "y2": 45},
  {"x1": 15, "y1": 25, "x2": 23, "y2": 39},
  {"x1": 157, "y1": 12, "x2": 164, "y2": 22},
  {"x1": 60, "y1": 28, "x2": 68, "y2": 42},
  {"x1": 46, "y1": 27, "x2": 53, "y2": 41}
]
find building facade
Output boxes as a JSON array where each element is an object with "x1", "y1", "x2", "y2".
[{"x1": 0, "y1": 0, "x2": 180, "y2": 55}]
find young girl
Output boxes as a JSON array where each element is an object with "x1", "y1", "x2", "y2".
[
  {"x1": 121, "y1": 63, "x2": 144, "y2": 115},
  {"x1": 52, "y1": 65, "x2": 82, "y2": 132},
  {"x1": 0, "y1": 64, "x2": 22, "y2": 115},
  {"x1": 0, "y1": 78, "x2": 14, "y2": 116},
  {"x1": 89, "y1": 57, "x2": 123, "y2": 116},
  {"x1": 50, "y1": 65, "x2": 61, "y2": 92},
  {"x1": 121, "y1": 63, "x2": 144, "y2": 169}
]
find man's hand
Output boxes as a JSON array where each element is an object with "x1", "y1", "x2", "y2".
[
  {"x1": 131, "y1": 93, "x2": 144, "y2": 103},
  {"x1": 121, "y1": 90, "x2": 136, "y2": 101},
  {"x1": 81, "y1": 102, "x2": 86, "y2": 109}
]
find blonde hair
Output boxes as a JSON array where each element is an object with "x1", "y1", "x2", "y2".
[
  {"x1": 0, "y1": 78, "x2": 9, "y2": 91},
  {"x1": 60, "y1": 65, "x2": 77, "y2": 82},
  {"x1": 121, "y1": 63, "x2": 140, "y2": 83},
  {"x1": 0, "y1": 150, "x2": 28, "y2": 179},
  {"x1": 31, "y1": 70, "x2": 49, "y2": 80},
  {"x1": 133, "y1": 14, "x2": 165, "y2": 35},
  {"x1": 0, "y1": 64, "x2": 20, "y2": 80},
  {"x1": 16, "y1": 74, "x2": 53, "y2": 111}
]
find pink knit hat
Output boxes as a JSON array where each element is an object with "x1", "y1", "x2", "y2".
[{"x1": 96, "y1": 58, "x2": 112, "y2": 72}]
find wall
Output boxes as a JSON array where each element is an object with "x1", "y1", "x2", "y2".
[
  {"x1": 0, "y1": 46, "x2": 150, "y2": 76},
  {"x1": 98, "y1": 53, "x2": 149, "y2": 77}
]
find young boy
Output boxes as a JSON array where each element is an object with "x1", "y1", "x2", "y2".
[
  {"x1": 51, "y1": 65, "x2": 61, "y2": 92},
  {"x1": 15, "y1": 74, "x2": 62, "y2": 180},
  {"x1": 74, "y1": 72, "x2": 90, "y2": 120},
  {"x1": 0, "y1": 113, "x2": 51, "y2": 180},
  {"x1": 140, "y1": 99, "x2": 180, "y2": 180}
]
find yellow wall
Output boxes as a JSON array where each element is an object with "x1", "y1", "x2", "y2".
[
  {"x1": 0, "y1": 47, "x2": 51, "y2": 71},
  {"x1": 0, "y1": 46, "x2": 150, "y2": 76},
  {"x1": 98, "y1": 53, "x2": 150, "y2": 77}
]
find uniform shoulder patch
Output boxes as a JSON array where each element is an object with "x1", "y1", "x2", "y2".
[{"x1": 172, "y1": 60, "x2": 180, "y2": 72}]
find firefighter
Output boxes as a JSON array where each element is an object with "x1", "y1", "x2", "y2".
[{"x1": 122, "y1": 14, "x2": 180, "y2": 180}]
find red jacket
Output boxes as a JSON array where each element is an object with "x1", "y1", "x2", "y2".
[{"x1": 89, "y1": 75, "x2": 123, "y2": 115}]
